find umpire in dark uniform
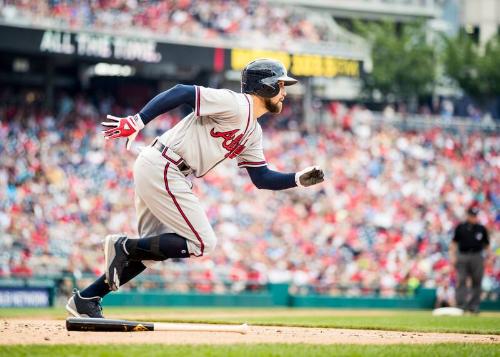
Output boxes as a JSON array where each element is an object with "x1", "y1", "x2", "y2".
[{"x1": 450, "y1": 206, "x2": 490, "y2": 313}]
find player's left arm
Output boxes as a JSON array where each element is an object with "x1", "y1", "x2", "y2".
[
  {"x1": 246, "y1": 165, "x2": 324, "y2": 190},
  {"x1": 241, "y1": 124, "x2": 324, "y2": 190}
]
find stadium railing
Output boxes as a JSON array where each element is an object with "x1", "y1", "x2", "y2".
[{"x1": 368, "y1": 113, "x2": 500, "y2": 133}]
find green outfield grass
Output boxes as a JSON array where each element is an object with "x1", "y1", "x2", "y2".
[
  {"x1": 1, "y1": 307, "x2": 499, "y2": 335},
  {"x1": 1, "y1": 343, "x2": 499, "y2": 357}
]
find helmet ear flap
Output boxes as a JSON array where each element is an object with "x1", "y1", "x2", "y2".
[{"x1": 260, "y1": 83, "x2": 280, "y2": 98}]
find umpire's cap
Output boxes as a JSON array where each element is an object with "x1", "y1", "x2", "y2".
[
  {"x1": 467, "y1": 206, "x2": 479, "y2": 216},
  {"x1": 241, "y1": 58, "x2": 297, "y2": 98}
]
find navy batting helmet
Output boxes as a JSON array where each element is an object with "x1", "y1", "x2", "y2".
[{"x1": 241, "y1": 59, "x2": 297, "y2": 98}]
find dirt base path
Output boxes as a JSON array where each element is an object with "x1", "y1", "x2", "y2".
[{"x1": 1, "y1": 319, "x2": 499, "y2": 345}]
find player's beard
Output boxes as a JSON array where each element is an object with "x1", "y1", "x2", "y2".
[{"x1": 264, "y1": 98, "x2": 282, "y2": 114}]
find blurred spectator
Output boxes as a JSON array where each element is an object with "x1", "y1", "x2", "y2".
[
  {"x1": 435, "y1": 278, "x2": 455, "y2": 308},
  {"x1": 440, "y1": 99, "x2": 454, "y2": 120}
]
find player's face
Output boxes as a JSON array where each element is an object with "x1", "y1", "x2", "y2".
[{"x1": 264, "y1": 81, "x2": 286, "y2": 114}]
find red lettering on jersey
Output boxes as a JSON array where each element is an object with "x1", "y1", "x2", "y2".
[{"x1": 210, "y1": 128, "x2": 246, "y2": 159}]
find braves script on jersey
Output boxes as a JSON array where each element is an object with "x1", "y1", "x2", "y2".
[{"x1": 159, "y1": 86, "x2": 266, "y2": 176}]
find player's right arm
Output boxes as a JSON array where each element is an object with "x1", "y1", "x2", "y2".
[
  {"x1": 139, "y1": 84, "x2": 195, "y2": 123},
  {"x1": 449, "y1": 224, "x2": 461, "y2": 265},
  {"x1": 102, "y1": 84, "x2": 195, "y2": 149}
]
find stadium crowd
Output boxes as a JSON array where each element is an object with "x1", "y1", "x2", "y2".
[
  {"x1": 0, "y1": 89, "x2": 498, "y2": 299},
  {"x1": 1, "y1": 0, "x2": 332, "y2": 46}
]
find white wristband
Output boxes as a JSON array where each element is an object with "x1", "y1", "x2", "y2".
[
  {"x1": 132, "y1": 114, "x2": 145, "y2": 130},
  {"x1": 295, "y1": 172, "x2": 303, "y2": 187}
]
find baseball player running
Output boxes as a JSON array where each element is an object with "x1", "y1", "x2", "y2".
[{"x1": 66, "y1": 59, "x2": 324, "y2": 318}]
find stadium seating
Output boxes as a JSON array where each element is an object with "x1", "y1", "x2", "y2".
[
  {"x1": 1, "y1": 0, "x2": 336, "y2": 45},
  {"x1": 0, "y1": 90, "x2": 498, "y2": 298}
]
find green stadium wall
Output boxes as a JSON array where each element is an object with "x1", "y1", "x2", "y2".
[
  {"x1": 1, "y1": 279, "x2": 498, "y2": 310},
  {"x1": 102, "y1": 285, "x2": 500, "y2": 311}
]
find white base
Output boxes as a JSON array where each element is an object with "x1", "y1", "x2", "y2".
[{"x1": 432, "y1": 307, "x2": 464, "y2": 316}]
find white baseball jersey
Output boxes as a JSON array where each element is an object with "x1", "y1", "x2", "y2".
[
  {"x1": 159, "y1": 86, "x2": 267, "y2": 177},
  {"x1": 135, "y1": 86, "x2": 268, "y2": 257}
]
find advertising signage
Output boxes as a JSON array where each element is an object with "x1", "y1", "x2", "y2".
[
  {"x1": 0, "y1": 287, "x2": 51, "y2": 307},
  {"x1": 0, "y1": 24, "x2": 362, "y2": 78},
  {"x1": 39, "y1": 30, "x2": 162, "y2": 63},
  {"x1": 0, "y1": 24, "x2": 214, "y2": 68},
  {"x1": 230, "y1": 48, "x2": 361, "y2": 78}
]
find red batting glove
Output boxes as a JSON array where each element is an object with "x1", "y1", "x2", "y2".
[{"x1": 102, "y1": 114, "x2": 145, "y2": 150}]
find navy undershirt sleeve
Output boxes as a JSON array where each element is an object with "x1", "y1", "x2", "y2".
[
  {"x1": 246, "y1": 165, "x2": 297, "y2": 190},
  {"x1": 139, "y1": 84, "x2": 195, "y2": 124}
]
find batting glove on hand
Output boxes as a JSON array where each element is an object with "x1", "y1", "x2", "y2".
[
  {"x1": 102, "y1": 114, "x2": 145, "y2": 151},
  {"x1": 295, "y1": 166, "x2": 325, "y2": 187}
]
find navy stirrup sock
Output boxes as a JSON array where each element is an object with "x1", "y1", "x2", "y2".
[
  {"x1": 80, "y1": 233, "x2": 189, "y2": 299},
  {"x1": 80, "y1": 261, "x2": 146, "y2": 298}
]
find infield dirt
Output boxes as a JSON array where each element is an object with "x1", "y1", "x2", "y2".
[{"x1": 1, "y1": 319, "x2": 499, "y2": 345}]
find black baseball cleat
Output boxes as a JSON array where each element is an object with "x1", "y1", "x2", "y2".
[
  {"x1": 104, "y1": 234, "x2": 129, "y2": 291},
  {"x1": 65, "y1": 289, "x2": 104, "y2": 318}
]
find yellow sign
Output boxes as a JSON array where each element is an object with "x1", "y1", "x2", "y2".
[
  {"x1": 292, "y1": 55, "x2": 359, "y2": 78},
  {"x1": 230, "y1": 48, "x2": 360, "y2": 78},
  {"x1": 231, "y1": 49, "x2": 291, "y2": 70}
]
